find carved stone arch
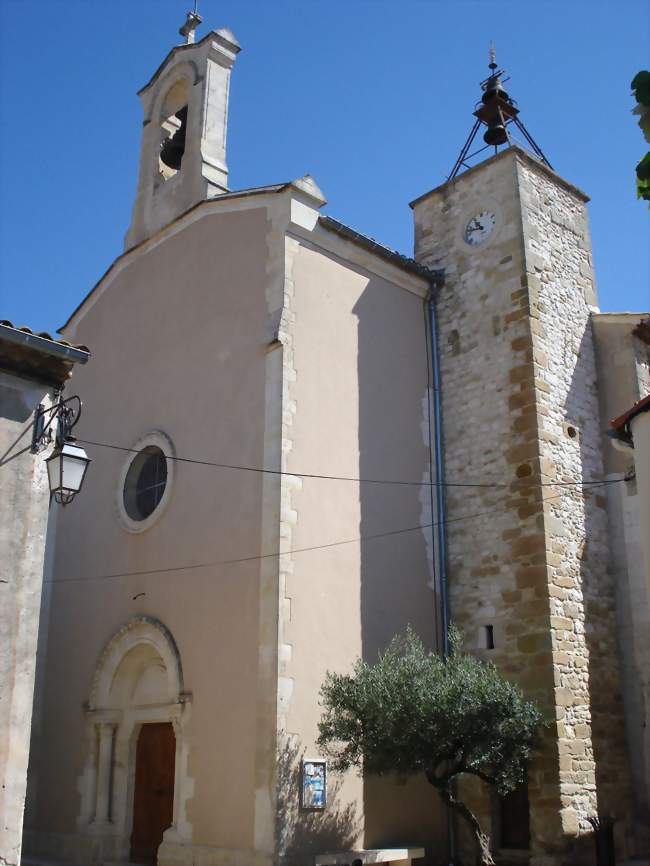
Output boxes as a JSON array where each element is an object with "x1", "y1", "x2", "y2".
[
  {"x1": 89, "y1": 615, "x2": 184, "y2": 710},
  {"x1": 165, "y1": 58, "x2": 201, "y2": 87},
  {"x1": 146, "y1": 60, "x2": 200, "y2": 125},
  {"x1": 77, "y1": 616, "x2": 192, "y2": 861}
]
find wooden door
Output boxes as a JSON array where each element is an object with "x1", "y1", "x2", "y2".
[
  {"x1": 500, "y1": 781, "x2": 530, "y2": 850},
  {"x1": 130, "y1": 722, "x2": 176, "y2": 865}
]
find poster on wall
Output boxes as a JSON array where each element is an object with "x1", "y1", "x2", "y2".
[{"x1": 301, "y1": 759, "x2": 327, "y2": 810}]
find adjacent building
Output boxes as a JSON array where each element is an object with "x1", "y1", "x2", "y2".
[
  {"x1": 0, "y1": 321, "x2": 89, "y2": 866},
  {"x1": 607, "y1": 376, "x2": 650, "y2": 841}
]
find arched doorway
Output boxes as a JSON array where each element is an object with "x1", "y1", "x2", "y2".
[{"x1": 77, "y1": 616, "x2": 192, "y2": 864}]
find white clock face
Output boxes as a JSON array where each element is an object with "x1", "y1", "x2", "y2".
[{"x1": 464, "y1": 211, "x2": 496, "y2": 246}]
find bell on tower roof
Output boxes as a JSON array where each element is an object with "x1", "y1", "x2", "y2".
[{"x1": 448, "y1": 46, "x2": 553, "y2": 180}]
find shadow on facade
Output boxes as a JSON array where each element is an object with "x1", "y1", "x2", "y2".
[
  {"x1": 565, "y1": 322, "x2": 633, "y2": 859},
  {"x1": 353, "y1": 279, "x2": 442, "y2": 865},
  {"x1": 276, "y1": 734, "x2": 359, "y2": 866}
]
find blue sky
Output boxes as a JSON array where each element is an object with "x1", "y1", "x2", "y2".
[{"x1": 0, "y1": 0, "x2": 648, "y2": 335}]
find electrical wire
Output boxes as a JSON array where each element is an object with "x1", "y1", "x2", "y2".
[
  {"x1": 44, "y1": 481, "x2": 615, "y2": 587},
  {"x1": 77, "y1": 437, "x2": 620, "y2": 491}
]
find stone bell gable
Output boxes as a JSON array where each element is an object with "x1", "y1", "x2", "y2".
[{"x1": 125, "y1": 28, "x2": 241, "y2": 251}]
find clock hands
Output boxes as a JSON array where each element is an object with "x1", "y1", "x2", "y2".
[{"x1": 465, "y1": 212, "x2": 495, "y2": 245}]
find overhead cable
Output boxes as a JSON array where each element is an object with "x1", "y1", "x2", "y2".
[
  {"x1": 77, "y1": 437, "x2": 619, "y2": 491},
  {"x1": 45, "y1": 482, "x2": 615, "y2": 587}
]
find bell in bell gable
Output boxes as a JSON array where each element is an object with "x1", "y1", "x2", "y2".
[{"x1": 160, "y1": 106, "x2": 188, "y2": 171}]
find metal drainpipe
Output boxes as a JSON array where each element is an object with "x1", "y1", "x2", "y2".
[
  {"x1": 428, "y1": 290, "x2": 450, "y2": 656},
  {"x1": 428, "y1": 287, "x2": 456, "y2": 865}
]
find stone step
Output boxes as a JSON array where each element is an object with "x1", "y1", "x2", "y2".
[
  {"x1": 23, "y1": 859, "x2": 73, "y2": 866},
  {"x1": 315, "y1": 849, "x2": 425, "y2": 865},
  {"x1": 23, "y1": 860, "x2": 140, "y2": 866}
]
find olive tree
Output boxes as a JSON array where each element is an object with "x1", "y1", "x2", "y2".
[{"x1": 317, "y1": 628, "x2": 544, "y2": 866}]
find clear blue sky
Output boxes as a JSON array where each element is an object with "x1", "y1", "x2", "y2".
[{"x1": 0, "y1": 0, "x2": 648, "y2": 335}]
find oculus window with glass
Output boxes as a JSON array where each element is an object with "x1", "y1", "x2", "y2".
[{"x1": 123, "y1": 445, "x2": 168, "y2": 521}]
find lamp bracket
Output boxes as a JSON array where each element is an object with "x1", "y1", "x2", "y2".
[{"x1": 32, "y1": 394, "x2": 83, "y2": 453}]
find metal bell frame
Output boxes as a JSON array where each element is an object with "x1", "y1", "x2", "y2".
[{"x1": 448, "y1": 58, "x2": 553, "y2": 181}]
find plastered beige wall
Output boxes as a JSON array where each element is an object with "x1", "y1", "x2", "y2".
[
  {"x1": 593, "y1": 314, "x2": 650, "y2": 849},
  {"x1": 26, "y1": 204, "x2": 282, "y2": 861},
  {"x1": 279, "y1": 238, "x2": 443, "y2": 863},
  {"x1": 592, "y1": 314, "x2": 650, "y2": 475},
  {"x1": 26, "y1": 187, "x2": 445, "y2": 866}
]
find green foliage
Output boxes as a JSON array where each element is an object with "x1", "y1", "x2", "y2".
[
  {"x1": 636, "y1": 153, "x2": 650, "y2": 203},
  {"x1": 631, "y1": 71, "x2": 650, "y2": 204},
  {"x1": 638, "y1": 152, "x2": 650, "y2": 181},
  {"x1": 317, "y1": 626, "x2": 544, "y2": 796},
  {"x1": 632, "y1": 71, "x2": 650, "y2": 110}
]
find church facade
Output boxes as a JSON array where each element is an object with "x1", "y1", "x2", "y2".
[{"x1": 24, "y1": 18, "x2": 649, "y2": 866}]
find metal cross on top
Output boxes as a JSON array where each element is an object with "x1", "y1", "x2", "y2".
[{"x1": 179, "y1": 1, "x2": 202, "y2": 44}]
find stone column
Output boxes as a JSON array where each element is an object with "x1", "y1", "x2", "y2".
[
  {"x1": 94, "y1": 723, "x2": 116, "y2": 824},
  {"x1": 84, "y1": 725, "x2": 99, "y2": 824}
]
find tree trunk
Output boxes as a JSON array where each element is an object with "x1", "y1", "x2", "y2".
[{"x1": 427, "y1": 775, "x2": 495, "y2": 866}]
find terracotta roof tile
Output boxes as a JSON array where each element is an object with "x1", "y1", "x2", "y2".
[
  {"x1": 0, "y1": 319, "x2": 90, "y2": 387},
  {"x1": 610, "y1": 393, "x2": 650, "y2": 444},
  {"x1": 0, "y1": 320, "x2": 89, "y2": 353}
]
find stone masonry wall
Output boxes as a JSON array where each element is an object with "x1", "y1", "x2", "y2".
[
  {"x1": 412, "y1": 148, "x2": 633, "y2": 864},
  {"x1": 517, "y1": 159, "x2": 634, "y2": 849},
  {"x1": 0, "y1": 374, "x2": 54, "y2": 866},
  {"x1": 413, "y1": 150, "x2": 564, "y2": 865}
]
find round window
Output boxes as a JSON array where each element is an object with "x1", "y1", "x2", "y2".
[{"x1": 123, "y1": 445, "x2": 168, "y2": 521}]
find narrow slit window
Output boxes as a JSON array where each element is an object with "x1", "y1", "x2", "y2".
[
  {"x1": 479, "y1": 624, "x2": 495, "y2": 650},
  {"x1": 500, "y1": 779, "x2": 531, "y2": 850}
]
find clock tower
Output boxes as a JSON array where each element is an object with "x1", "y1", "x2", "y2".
[{"x1": 411, "y1": 63, "x2": 632, "y2": 864}]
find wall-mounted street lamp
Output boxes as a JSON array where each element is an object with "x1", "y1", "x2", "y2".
[
  {"x1": 32, "y1": 395, "x2": 91, "y2": 505},
  {"x1": 46, "y1": 439, "x2": 91, "y2": 505}
]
